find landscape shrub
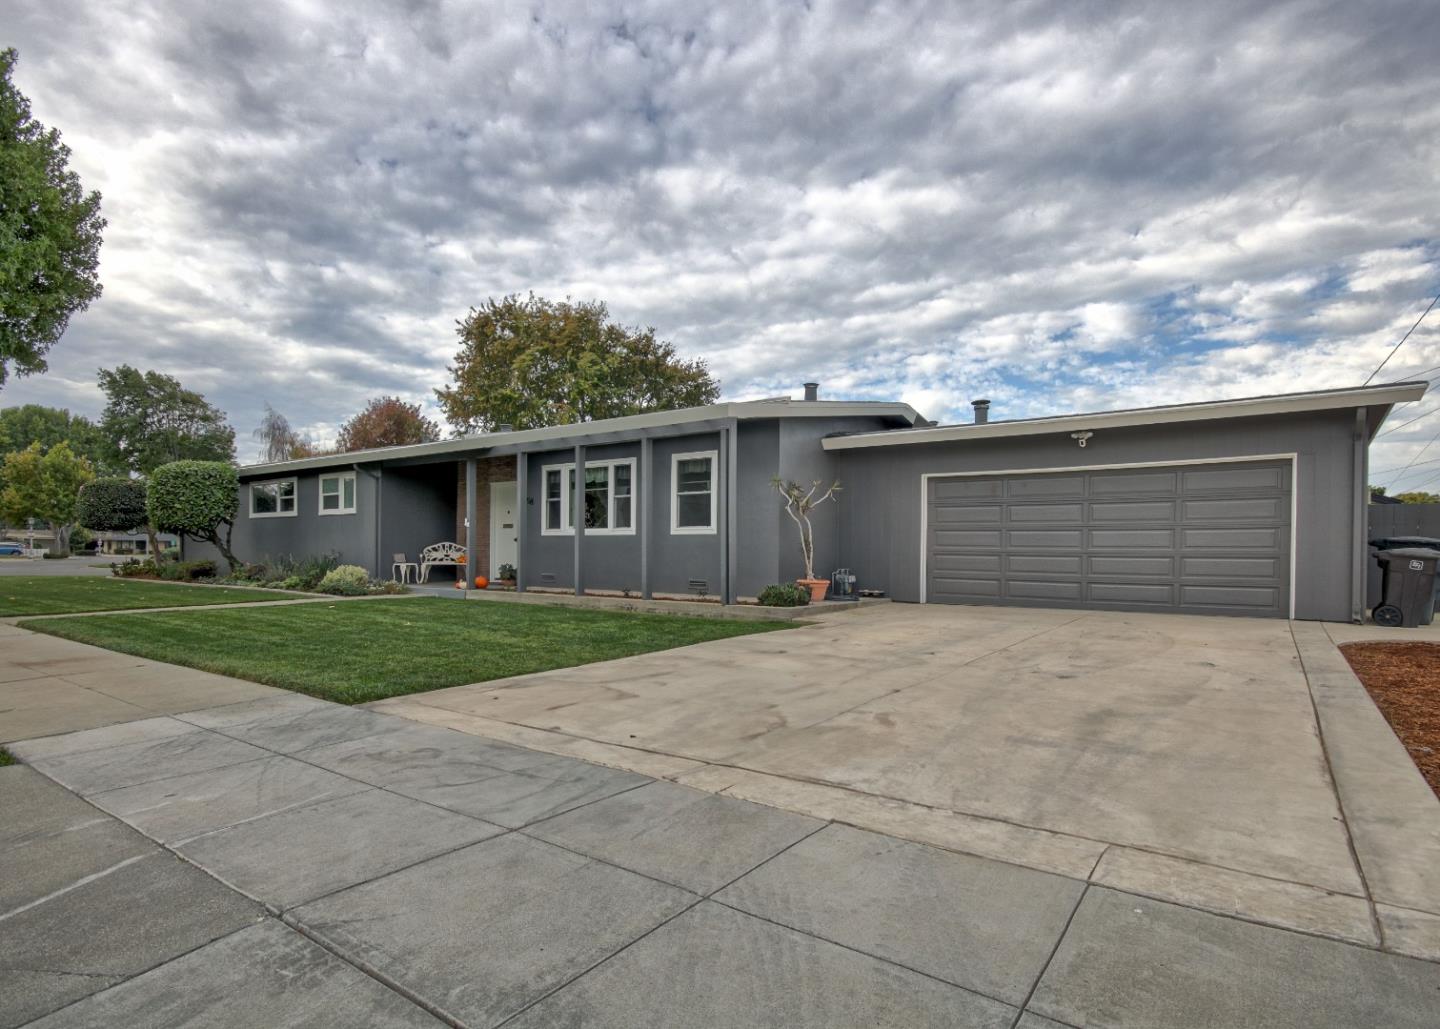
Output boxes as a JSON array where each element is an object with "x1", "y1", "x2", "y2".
[
  {"x1": 41, "y1": 549, "x2": 68, "y2": 559},
  {"x1": 156, "y1": 559, "x2": 216, "y2": 582},
  {"x1": 316, "y1": 564, "x2": 371, "y2": 596},
  {"x1": 112, "y1": 557, "x2": 159, "y2": 578},
  {"x1": 77, "y1": 478, "x2": 148, "y2": 534},
  {"x1": 757, "y1": 583, "x2": 810, "y2": 607},
  {"x1": 267, "y1": 552, "x2": 340, "y2": 591},
  {"x1": 146, "y1": 461, "x2": 241, "y2": 572}
]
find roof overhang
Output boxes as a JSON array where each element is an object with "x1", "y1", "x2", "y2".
[
  {"x1": 821, "y1": 382, "x2": 1429, "y2": 452},
  {"x1": 239, "y1": 399, "x2": 922, "y2": 478}
]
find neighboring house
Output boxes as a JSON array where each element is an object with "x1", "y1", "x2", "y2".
[
  {"x1": 93, "y1": 531, "x2": 178, "y2": 556},
  {"x1": 187, "y1": 380, "x2": 1425, "y2": 622}
]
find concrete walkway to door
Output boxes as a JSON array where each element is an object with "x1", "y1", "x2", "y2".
[{"x1": 375, "y1": 603, "x2": 1440, "y2": 959}]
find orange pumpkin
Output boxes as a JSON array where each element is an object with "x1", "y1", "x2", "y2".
[{"x1": 473, "y1": 575, "x2": 489, "y2": 590}]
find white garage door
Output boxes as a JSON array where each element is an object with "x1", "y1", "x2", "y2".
[{"x1": 924, "y1": 460, "x2": 1292, "y2": 617}]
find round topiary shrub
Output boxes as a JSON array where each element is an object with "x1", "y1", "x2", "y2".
[
  {"x1": 317, "y1": 564, "x2": 371, "y2": 596},
  {"x1": 757, "y1": 583, "x2": 810, "y2": 607}
]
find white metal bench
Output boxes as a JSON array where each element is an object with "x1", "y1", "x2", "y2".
[{"x1": 418, "y1": 541, "x2": 467, "y2": 583}]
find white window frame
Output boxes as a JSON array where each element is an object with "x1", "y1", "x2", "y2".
[
  {"x1": 670, "y1": 450, "x2": 717, "y2": 535},
  {"x1": 249, "y1": 477, "x2": 298, "y2": 519},
  {"x1": 539, "y1": 458, "x2": 638, "y2": 536},
  {"x1": 318, "y1": 471, "x2": 357, "y2": 516}
]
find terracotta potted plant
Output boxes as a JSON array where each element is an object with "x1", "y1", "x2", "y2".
[
  {"x1": 773, "y1": 477, "x2": 841, "y2": 602},
  {"x1": 498, "y1": 563, "x2": 517, "y2": 588}
]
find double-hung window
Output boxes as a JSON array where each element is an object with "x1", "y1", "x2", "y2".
[
  {"x1": 541, "y1": 459, "x2": 636, "y2": 535},
  {"x1": 671, "y1": 451, "x2": 716, "y2": 533},
  {"x1": 250, "y1": 478, "x2": 297, "y2": 518},
  {"x1": 319, "y1": 472, "x2": 356, "y2": 515}
]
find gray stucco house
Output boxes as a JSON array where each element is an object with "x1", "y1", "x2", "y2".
[{"x1": 191, "y1": 379, "x2": 1425, "y2": 622}]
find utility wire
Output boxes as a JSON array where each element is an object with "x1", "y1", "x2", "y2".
[
  {"x1": 1386, "y1": 424, "x2": 1440, "y2": 484},
  {"x1": 1375, "y1": 404, "x2": 1438, "y2": 439},
  {"x1": 1365, "y1": 288, "x2": 1440, "y2": 385},
  {"x1": 1369, "y1": 454, "x2": 1440, "y2": 477}
]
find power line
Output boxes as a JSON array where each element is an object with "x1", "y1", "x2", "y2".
[
  {"x1": 1392, "y1": 467, "x2": 1440, "y2": 495},
  {"x1": 1388, "y1": 361, "x2": 1440, "y2": 383},
  {"x1": 1365, "y1": 288, "x2": 1440, "y2": 385},
  {"x1": 1387, "y1": 424, "x2": 1440, "y2": 484},
  {"x1": 1375, "y1": 404, "x2": 1437, "y2": 438},
  {"x1": 1369, "y1": 454, "x2": 1440, "y2": 477}
]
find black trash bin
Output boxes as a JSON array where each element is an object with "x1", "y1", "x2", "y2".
[
  {"x1": 1370, "y1": 536, "x2": 1440, "y2": 613},
  {"x1": 1372, "y1": 548, "x2": 1440, "y2": 627}
]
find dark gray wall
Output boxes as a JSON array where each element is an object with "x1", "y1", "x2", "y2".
[
  {"x1": 185, "y1": 469, "x2": 379, "y2": 574},
  {"x1": 833, "y1": 408, "x2": 1367, "y2": 621},
  {"x1": 381, "y1": 464, "x2": 458, "y2": 579},
  {"x1": 523, "y1": 441, "x2": 645, "y2": 592},
  {"x1": 776, "y1": 417, "x2": 891, "y2": 584},
  {"x1": 736, "y1": 422, "x2": 780, "y2": 595}
]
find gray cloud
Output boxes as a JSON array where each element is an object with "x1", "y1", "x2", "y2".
[{"x1": 4, "y1": 0, "x2": 1439, "y2": 480}]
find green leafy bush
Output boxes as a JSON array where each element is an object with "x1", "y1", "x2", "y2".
[
  {"x1": 317, "y1": 564, "x2": 371, "y2": 596},
  {"x1": 266, "y1": 552, "x2": 340, "y2": 591},
  {"x1": 147, "y1": 461, "x2": 240, "y2": 571},
  {"x1": 77, "y1": 477, "x2": 148, "y2": 532},
  {"x1": 757, "y1": 583, "x2": 810, "y2": 607},
  {"x1": 41, "y1": 549, "x2": 68, "y2": 559},
  {"x1": 153, "y1": 559, "x2": 216, "y2": 581},
  {"x1": 112, "y1": 557, "x2": 159, "y2": 577}
]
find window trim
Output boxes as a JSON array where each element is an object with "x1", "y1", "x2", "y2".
[
  {"x1": 539, "y1": 458, "x2": 638, "y2": 536},
  {"x1": 249, "y1": 477, "x2": 298, "y2": 519},
  {"x1": 670, "y1": 450, "x2": 718, "y2": 535},
  {"x1": 317, "y1": 471, "x2": 357, "y2": 516}
]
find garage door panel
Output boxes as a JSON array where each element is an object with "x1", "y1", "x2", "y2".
[
  {"x1": 1180, "y1": 585, "x2": 1280, "y2": 609},
  {"x1": 1183, "y1": 527, "x2": 1282, "y2": 549},
  {"x1": 1008, "y1": 529, "x2": 1084, "y2": 548},
  {"x1": 932, "y1": 505, "x2": 1003, "y2": 525},
  {"x1": 1009, "y1": 503, "x2": 1085, "y2": 522},
  {"x1": 933, "y1": 553, "x2": 1002, "y2": 573},
  {"x1": 1007, "y1": 476, "x2": 1086, "y2": 498},
  {"x1": 1090, "y1": 471, "x2": 1179, "y2": 495},
  {"x1": 1183, "y1": 497, "x2": 1284, "y2": 521},
  {"x1": 932, "y1": 577, "x2": 1001, "y2": 598},
  {"x1": 1089, "y1": 583, "x2": 1175, "y2": 605},
  {"x1": 1010, "y1": 554, "x2": 1083, "y2": 575},
  {"x1": 1090, "y1": 556, "x2": 1175, "y2": 577},
  {"x1": 934, "y1": 479, "x2": 1004, "y2": 500},
  {"x1": 1009, "y1": 580, "x2": 1083, "y2": 600},
  {"x1": 926, "y1": 460, "x2": 1290, "y2": 617},
  {"x1": 1090, "y1": 528, "x2": 1173, "y2": 549},
  {"x1": 1182, "y1": 557, "x2": 1279, "y2": 579},
  {"x1": 1183, "y1": 466, "x2": 1286, "y2": 492},
  {"x1": 1090, "y1": 500, "x2": 1176, "y2": 521},
  {"x1": 934, "y1": 529, "x2": 1003, "y2": 548}
]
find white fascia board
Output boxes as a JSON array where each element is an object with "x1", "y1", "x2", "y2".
[
  {"x1": 238, "y1": 400, "x2": 922, "y2": 478},
  {"x1": 821, "y1": 382, "x2": 1429, "y2": 451}
]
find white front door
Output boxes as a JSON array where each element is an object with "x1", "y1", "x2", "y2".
[{"x1": 489, "y1": 481, "x2": 519, "y2": 578}]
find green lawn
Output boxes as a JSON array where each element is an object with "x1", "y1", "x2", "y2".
[
  {"x1": 0, "y1": 746, "x2": 14, "y2": 767},
  {"x1": 0, "y1": 577, "x2": 294, "y2": 616},
  {"x1": 19, "y1": 597, "x2": 794, "y2": 704}
]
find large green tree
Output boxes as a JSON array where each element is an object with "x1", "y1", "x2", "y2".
[
  {"x1": 98, "y1": 365, "x2": 235, "y2": 473},
  {"x1": 436, "y1": 294, "x2": 719, "y2": 433},
  {"x1": 0, "y1": 403, "x2": 114, "y2": 473},
  {"x1": 0, "y1": 49, "x2": 105, "y2": 387},
  {"x1": 0, "y1": 440, "x2": 94, "y2": 553}
]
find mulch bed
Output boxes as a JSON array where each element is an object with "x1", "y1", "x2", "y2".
[{"x1": 1340, "y1": 642, "x2": 1440, "y2": 799}]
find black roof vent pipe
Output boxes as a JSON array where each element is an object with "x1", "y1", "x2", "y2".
[
  {"x1": 803, "y1": 382, "x2": 819, "y2": 402},
  {"x1": 972, "y1": 399, "x2": 990, "y2": 424}
]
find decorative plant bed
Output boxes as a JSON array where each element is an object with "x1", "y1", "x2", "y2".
[{"x1": 1341, "y1": 642, "x2": 1440, "y2": 799}]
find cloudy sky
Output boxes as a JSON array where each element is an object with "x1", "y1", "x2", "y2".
[{"x1": 5, "y1": 1, "x2": 1440, "y2": 485}]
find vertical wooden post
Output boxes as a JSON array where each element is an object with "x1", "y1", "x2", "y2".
[
  {"x1": 640, "y1": 436, "x2": 652, "y2": 599},
  {"x1": 515, "y1": 450, "x2": 527, "y2": 593},
  {"x1": 574, "y1": 445, "x2": 585, "y2": 596}
]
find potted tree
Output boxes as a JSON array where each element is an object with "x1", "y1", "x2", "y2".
[{"x1": 773, "y1": 477, "x2": 841, "y2": 602}]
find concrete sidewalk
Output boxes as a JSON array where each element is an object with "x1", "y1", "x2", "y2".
[{"x1": 4, "y1": 625, "x2": 1440, "y2": 1027}]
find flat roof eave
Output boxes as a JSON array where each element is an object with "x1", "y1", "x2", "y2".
[{"x1": 820, "y1": 381, "x2": 1429, "y2": 452}]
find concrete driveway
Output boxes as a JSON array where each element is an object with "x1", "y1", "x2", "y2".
[
  {"x1": 6, "y1": 620, "x2": 1440, "y2": 1026},
  {"x1": 377, "y1": 603, "x2": 1440, "y2": 954}
]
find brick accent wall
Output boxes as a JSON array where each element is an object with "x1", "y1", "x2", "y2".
[{"x1": 455, "y1": 456, "x2": 518, "y2": 577}]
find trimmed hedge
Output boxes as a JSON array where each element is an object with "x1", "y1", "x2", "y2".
[{"x1": 757, "y1": 583, "x2": 810, "y2": 607}]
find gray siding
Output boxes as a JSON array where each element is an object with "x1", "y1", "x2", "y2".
[
  {"x1": 834, "y1": 409, "x2": 1365, "y2": 621},
  {"x1": 186, "y1": 469, "x2": 379, "y2": 574},
  {"x1": 382, "y1": 464, "x2": 459, "y2": 579}
]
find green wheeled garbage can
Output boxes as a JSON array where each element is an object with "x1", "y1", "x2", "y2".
[{"x1": 1372, "y1": 548, "x2": 1440, "y2": 628}]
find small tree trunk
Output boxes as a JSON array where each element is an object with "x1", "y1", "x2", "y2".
[
  {"x1": 145, "y1": 521, "x2": 162, "y2": 562},
  {"x1": 52, "y1": 523, "x2": 72, "y2": 556},
  {"x1": 207, "y1": 520, "x2": 240, "y2": 574}
]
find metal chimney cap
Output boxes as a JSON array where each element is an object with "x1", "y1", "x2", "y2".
[
  {"x1": 803, "y1": 382, "x2": 820, "y2": 401},
  {"x1": 971, "y1": 398, "x2": 991, "y2": 424}
]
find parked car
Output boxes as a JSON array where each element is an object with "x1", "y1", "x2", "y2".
[{"x1": 0, "y1": 541, "x2": 26, "y2": 556}]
